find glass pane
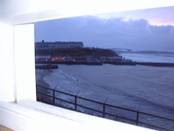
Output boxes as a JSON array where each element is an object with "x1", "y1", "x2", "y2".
[{"x1": 35, "y1": 6, "x2": 174, "y2": 130}]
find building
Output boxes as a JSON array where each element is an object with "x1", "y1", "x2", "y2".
[{"x1": 35, "y1": 41, "x2": 84, "y2": 49}]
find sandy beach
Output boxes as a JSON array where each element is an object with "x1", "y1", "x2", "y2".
[{"x1": 36, "y1": 64, "x2": 174, "y2": 120}]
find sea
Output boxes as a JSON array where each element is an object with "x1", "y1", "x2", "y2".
[
  {"x1": 36, "y1": 52, "x2": 174, "y2": 130},
  {"x1": 120, "y1": 51, "x2": 174, "y2": 63}
]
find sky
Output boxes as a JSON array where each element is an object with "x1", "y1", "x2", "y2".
[
  {"x1": 96, "y1": 6, "x2": 174, "y2": 26},
  {"x1": 35, "y1": 6, "x2": 174, "y2": 51}
]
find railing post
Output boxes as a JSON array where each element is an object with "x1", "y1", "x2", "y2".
[
  {"x1": 103, "y1": 103, "x2": 106, "y2": 117},
  {"x1": 53, "y1": 89, "x2": 56, "y2": 105},
  {"x1": 136, "y1": 111, "x2": 139, "y2": 125},
  {"x1": 75, "y1": 95, "x2": 77, "y2": 111}
]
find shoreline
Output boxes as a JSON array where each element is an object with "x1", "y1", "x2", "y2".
[
  {"x1": 135, "y1": 61, "x2": 174, "y2": 67},
  {"x1": 36, "y1": 61, "x2": 174, "y2": 68},
  {"x1": 36, "y1": 70, "x2": 52, "y2": 88}
]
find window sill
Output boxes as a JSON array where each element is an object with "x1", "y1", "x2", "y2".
[{"x1": 0, "y1": 100, "x2": 153, "y2": 131}]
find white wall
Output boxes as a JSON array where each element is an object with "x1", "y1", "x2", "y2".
[
  {"x1": 14, "y1": 24, "x2": 36, "y2": 101},
  {"x1": 0, "y1": 23, "x2": 36, "y2": 102},
  {"x1": 0, "y1": 22, "x2": 15, "y2": 101}
]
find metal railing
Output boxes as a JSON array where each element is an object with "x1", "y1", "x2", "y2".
[{"x1": 36, "y1": 85, "x2": 174, "y2": 131}]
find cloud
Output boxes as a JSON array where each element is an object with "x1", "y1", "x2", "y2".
[
  {"x1": 35, "y1": 16, "x2": 174, "y2": 51},
  {"x1": 96, "y1": 6, "x2": 174, "y2": 26}
]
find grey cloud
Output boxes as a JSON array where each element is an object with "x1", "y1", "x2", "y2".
[{"x1": 35, "y1": 16, "x2": 174, "y2": 51}]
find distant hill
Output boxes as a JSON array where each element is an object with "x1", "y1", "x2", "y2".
[{"x1": 36, "y1": 47, "x2": 119, "y2": 57}]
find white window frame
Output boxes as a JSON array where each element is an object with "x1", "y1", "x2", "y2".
[
  {"x1": 14, "y1": 24, "x2": 36, "y2": 102},
  {"x1": 0, "y1": 18, "x2": 151, "y2": 131}
]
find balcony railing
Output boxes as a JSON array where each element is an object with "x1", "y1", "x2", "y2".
[{"x1": 36, "y1": 85, "x2": 174, "y2": 131}]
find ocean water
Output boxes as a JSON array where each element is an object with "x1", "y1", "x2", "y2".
[
  {"x1": 36, "y1": 53, "x2": 174, "y2": 130},
  {"x1": 39, "y1": 64, "x2": 174, "y2": 115},
  {"x1": 120, "y1": 52, "x2": 174, "y2": 63}
]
